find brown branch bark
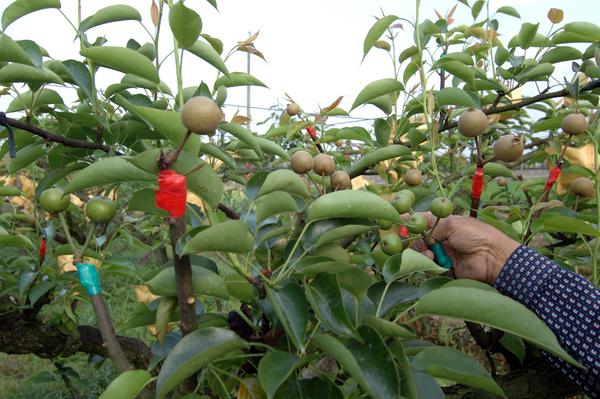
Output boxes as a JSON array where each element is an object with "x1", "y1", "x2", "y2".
[
  {"x1": 5, "y1": 117, "x2": 118, "y2": 154},
  {"x1": 439, "y1": 81, "x2": 600, "y2": 134},
  {"x1": 0, "y1": 312, "x2": 153, "y2": 371}
]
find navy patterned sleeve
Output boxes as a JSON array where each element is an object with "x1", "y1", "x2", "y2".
[{"x1": 493, "y1": 244, "x2": 600, "y2": 397}]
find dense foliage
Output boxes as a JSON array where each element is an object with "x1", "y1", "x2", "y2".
[{"x1": 1, "y1": 0, "x2": 599, "y2": 398}]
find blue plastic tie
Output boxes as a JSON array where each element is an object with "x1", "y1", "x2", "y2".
[
  {"x1": 429, "y1": 242, "x2": 452, "y2": 269},
  {"x1": 0, "y1": 112, "x2": 16, "y2": 158},
  {"x1": 76, "y1": 263, "x2": 101, "y2": 296}
]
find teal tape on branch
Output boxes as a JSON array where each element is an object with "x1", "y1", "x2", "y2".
[
  {"x1": 76, "y1": 263, "x2": 101, "y2": 296},
  {"x1": 430, "y1": 242, "x2": 452, "y2": 269}
]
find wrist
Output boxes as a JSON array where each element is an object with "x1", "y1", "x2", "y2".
[{"x1": 487, "y1": 238, "x2": 520, "y2": 285}]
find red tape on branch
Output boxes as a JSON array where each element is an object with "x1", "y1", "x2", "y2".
[
  {"x1": 398, "y1": 226, "x2": 410, "y2": 237},
  {"x1": 472, "y1": 166, "x2": 484, "y2": 199},
  {"x1": 155, "y1": 170, "x2": 187, "y2": 218},
  {"x1": 545, "y1": 166, "x2": 561, "y2": 190},
  {"x1": 40, "y1": 239, "x2": 46, "y2": 256},
  {"x1": 306, "y1": 126, "x2": 317, "y2": 138}
]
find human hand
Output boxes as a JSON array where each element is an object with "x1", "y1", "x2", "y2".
[{"x1": 408, "y1": 213, "x2": 520, "y2": 285}]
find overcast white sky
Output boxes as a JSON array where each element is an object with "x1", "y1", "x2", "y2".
[{"x1": 1, "y1": 0, "x2": 598, "y2": 134}]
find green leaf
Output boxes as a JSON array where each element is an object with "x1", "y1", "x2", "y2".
[
  {"x1": 8, "y1": 145, "x2": 46, "y2": 174},
  {"x1": 471, "y1": 0, "x2": 485, "y2": 19},
  {"x1": 273, "y1": 378, "x2": 330, "y2": 399},
  {"x1": 98, "y1": 370, "x2": 152, "y2": 399},
  {"x1": 564, "y1": 22, "x2": 600, "y2": 41},
  {"x1": 368, "y1": 281, "x2": 418, "y2": 317},
  {"x1": 351, "y1": 78, "x2": 404, "y2": 111},
  {"x1": 479, "y1": 214, "x2": 520, "y2": 242},
  {"x1": 496, "y1": 6, "x2": 520, "y2": 18},
  {"x1": 28, "y1": 281, "x2": 54, "y2": 305},
  {"x1": 237, "y1": 137, "x2": 290, "y2": 161},
  {"x1": 266, "y1": 282, "x2": 308, "y2": 354},
  {"x1": 530, "y1": 216, "x2": 600, "y2": 237},
  {"x1": 219, "y1": 123, "x2": 262, "y2": 159},
  {"x1": 254, "y1": 172, "x2": 307, "y2": 201},
  {"x1": 64, "y1": 157, "x2": 156, "y2": 194},
  {"x1": 302, "y1": 218, "x2": 375, "y2": 251},
  {"x1": 304, "y1": 273, "x2": 361, "y2": 340},
  {"x1": 518, "y1": 22, "x2": 539, "y2": 49},
  {"x1": 18, "y1": 269, "x2": 37, "y2": 297},
  {"x1": 245, "y1": 171, "x2": 268, "y2": 201},
  {"x1": 440, "y1": 61, "x2": 475, "y2": 87},
  {"x1": 256, "y1": 191, "x2": 298, "y2": 224},
  {"x1": 437, "y1": 87, "x2": 475, "y2": 107},
  {"x1": 156, "y1": 296, "x2": 178, "y2": 348},
  {"x1": 80, "y1": 46, "x2": 159, "y2": 83},
  {"x1": 416, "y1": 282, "x2": 583, "y2": 367},
  {"x1": 307, "y1": 190, "x2": 402, "y2": 224},
  {"x1": 361, "y1": 315, "x2": 415, "y2": 339},
  {"x1": 348, "y1": 145, "x2": 412, "y2": 177},
  {"x1": 2, "y1": 0, "x2": 61, "y2": 31},
  {"x1": 313, "y1": 325, "x2": 399, "y2": 399},
  {"x1": 186, "y1": 40, "x2": 229, "y2": 77},
  {"x1": 182, "y1": 220, "x2": 254, "y2": 255},
  {"x1": 169, "y1": 1, "x2": 202, "y2": 49},
  {"x1": 156, "y1": 328, "x2": 248, "y2": 398},
  {"x1": 382, "y1": 249, "x2": 446, "y2": 282},
  {"x1": 0, "y1": 33, "x2": 35, "y2": 66},
  {"x1": 539, "y1": 47, "x2": 582, "y2": 64},
  {"x1": 389, "y1": 340, "x2": 418, "y2": 399},
  {"x1": 363, "y1": 15, "x2": 399, "y2": 61},
  {"x1": 127, "y1": 189, "x2": 168, "y2": 217},
  {"x1": 258, "y1": 351, "x2": 315, "y2": 399},
  {"x1": 213, "y1": 72, "x2": 267, "y2": 89},
  {"x1": 199, "y1": 142, "x2": 235, "y2": 169},
  {"x1": 533, "y1": 115, "x2": 565, "y2": 132},
  {"x1": 84, "y1": 5, "x2": 141, "y2": 32},
  {"x1": 295, "y1": 261, "x2": 372, "y2": 301},
  {"x1": 146, "y1": 265, "x2": 229, "y2": 299},
  {"x1": 0, "y1": 63, "x2": 62, "y2": 85},
  {"x1": 0, "y1": 186, "x2": 25, "y2": 197},
  {"x1": 6, "y1": 88, "x2": 63, "y2": 113},
  {"x1": 462, "y1": 162, "x2": 514, "y2": 178},
  {"x1": 63, "y1": 60, "x2": 94, "y2": 103},
  {"x1": 412, "y1": 346, "x2": 505, "y2": 397}
]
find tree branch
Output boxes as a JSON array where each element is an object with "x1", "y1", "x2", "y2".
[
  {"x1": 0, "y1": 312, "x2": 153, "y2": 371},
  {"x1": 5, "y1": 117, "x2": 118, "y2": 154}
]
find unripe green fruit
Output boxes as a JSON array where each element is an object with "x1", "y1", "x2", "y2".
[
  {"x1": 85, "y1": 196, "x2": 117, "y2": 223},
  {"x1": 330, "y1": 171, "x2": 351, "y2": 190},
  {"x1": 336, "y1": 139, "x2": 344, "y2": 147},
  {"x1": 392, "y1": 194, "x2": 413, "y2": 214},
  {"x1": 458, "y1": 108, "x2": 488, "y2": 137},
  {"x1": 313, "y1": 154, "x2": 335, "y2": 176},
  {"x1": 498, "y1": 177, "x2": 508, "y2": 186},
  {"x1": 286, "y1": 103, "x2": 300, "y2": 116},
  {"x1": 377, "y1": 219, "x2": 394, "y2": 230},
  {"x1": 429, "y1": 197, "x2": 453, "y2": 218},
  {"x1": 39, "y1": 188, "x2": 71, "y2": 214},
  {"x1": 405, "y1": 214, "x2": 427, "y2": 234},
  {"x1": 380, "y1": 234, "x2": 404, "y2": 255},
  {"x1": 366, "y1": 182, "x2": 382, "y2": 195},
  {"x1": 290, "y1": 151, "x2": 314, "y2": 174},
  {"x1": 404, "y1": 169, "x2": 422, "y2": 186},
  {"x1": 493, "y1": 135, "x2": 524, "y2": 162},
  {"x1": 397, "y1": 190, "x2": 416, "y2": 204},
  {"x1": 506, "y1": 162, "x2": 515, "y2": 169},
  {"x1": 561, "y1": 111, "x2": 587, "y2": 136},
  {"x1": 181, "y1": 96, "x2": 222, "y2": 135},
  {"x1": 571, "y1": 177, "x2": 594, "y2": 197}
]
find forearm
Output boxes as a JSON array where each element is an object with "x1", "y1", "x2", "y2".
[{"x1": 493, "y1": 245, "x2": 600, "y2": 397}]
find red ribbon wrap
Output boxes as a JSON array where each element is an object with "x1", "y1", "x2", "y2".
[
  {"x1": 155, "y1": 170, "x2": 187, "y2": 218},
  {"x1": 545, "y1": 166, "x2": 561, "y2": 190},
  {"x1": 40, "y1": 239, "x2": 46, "y2": 256},
  {"x1": 306, "y1": 126, "x2": 317, "y2": 138},
  {"x1": 472, "y1": 166, "x2": 484, "y2": 199},
  {"x1": 397, "y1": 226, "x2": 410, "y2": 237}
]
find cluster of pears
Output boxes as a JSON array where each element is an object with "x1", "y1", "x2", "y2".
[
  {"x1": 290, "y1": 150, "x2": 351, "y2": 191},
  {"x1": 378, "y1": 190, "x2": 453, "y2": 256},
  {"x1": 457, "y1": 107, "x2": 525, "y2": 162},
  {"x1": 39, "y1": 188, "x2": 117, "y2": 223}
]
